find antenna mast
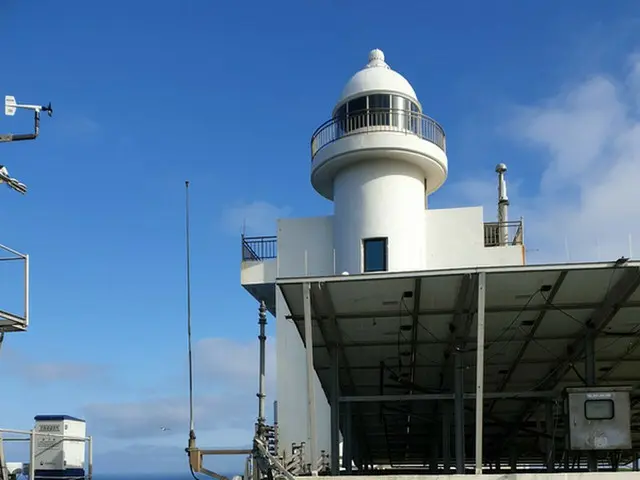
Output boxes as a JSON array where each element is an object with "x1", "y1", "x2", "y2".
[{"x1": 185, "y1": 181, "x2": 196, "y2": 444}]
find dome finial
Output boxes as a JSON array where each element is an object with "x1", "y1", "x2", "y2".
[{"x1": 366, "y1": 48, "x2": 388, "y2": 69}]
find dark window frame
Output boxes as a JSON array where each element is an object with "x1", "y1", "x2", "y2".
[
  {"x1": 363, "y1": 237, "x2": 388, "y2": 273},
  {"x1": 584, "y1": 399, "x2": 615, "y2": 420}
]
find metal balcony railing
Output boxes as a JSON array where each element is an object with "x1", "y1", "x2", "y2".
[
  {"x1": 242, "y1": 235, "x2": 277, "y2": 261},
  {"x1": 483, "y1": 220, "x2": 524, "y2": 247},
  {"x1": 310, "y1": 108, "x2": 446, "y2": 159}
]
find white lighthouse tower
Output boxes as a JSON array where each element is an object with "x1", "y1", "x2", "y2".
[{"x1": 310, "y1": 49, "x2": 447, "y2": 274}]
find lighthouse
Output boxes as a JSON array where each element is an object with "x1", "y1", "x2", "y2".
[
  {"x1": 240, "y1": 48, "x2": 526, "y2": 469},
  {"x1": 310, "y1": 48, "x2": 448, "y2": 274}
]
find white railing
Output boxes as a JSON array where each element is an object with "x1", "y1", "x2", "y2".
[{"x1": 0, "y1": 428, "x2": 92, "y2": 480}]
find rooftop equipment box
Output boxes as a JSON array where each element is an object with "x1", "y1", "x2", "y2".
[
  {"x1": 565, "y1": 386, "x2": 632, "y2": 451},
  {"x1": 33, "y1": 415, "x2": 86, "y2": 479}
]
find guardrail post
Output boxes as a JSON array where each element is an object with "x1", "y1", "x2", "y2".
[
  {"x1": 29, "y1": 430, "x2": 35, "y2": 480},
  {"x1": 88, "y1": 436, "x2": 93, "y2": 480}
]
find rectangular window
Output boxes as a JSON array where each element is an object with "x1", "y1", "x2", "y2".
[
  {"x1": 363, "y1": 237, "x2": 388, "y2": 272},
  {"x1": 584, "y1": 399, "x2": 614, "y2": 420},
  {"x1": 368, "y1": 94, "x2": 390, "y2": 126}
]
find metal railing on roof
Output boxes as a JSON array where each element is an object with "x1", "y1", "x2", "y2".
[
  {"x1": 483, "y1": 220, "x2": 524, "y2": 247},
  {"x1": 310, "y1": 108, "x2": 446, "y2": 159},
  {"x1": 242, "y1": 235, "x2": 277, "y2": 261}
]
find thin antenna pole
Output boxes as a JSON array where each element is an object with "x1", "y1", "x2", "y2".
[{"x1": 185, "y1": 180, "x2": 195, "y2": 437}]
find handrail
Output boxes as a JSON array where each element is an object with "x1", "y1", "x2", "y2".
[
  {"x1": 483, "y1": 221, "x2": 524, "y2": 247},
  {"x1": 310, "y1": 107, "x2": 446, "y2": 159},
  {"x1": 242, "y1": 235, "x2": 277, "y2": 261}
]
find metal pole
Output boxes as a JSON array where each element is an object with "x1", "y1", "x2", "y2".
[
  {"x1": 303, "y1": 282, "x2": 318, "y2": 473},
  {"x1": 454, "y1": 351, "x2": 465, "y2": 474},
  {"x1": 474, "y1": 271, "x2": 486, "y2": 475},
  {"x1": 24, "y1": 254, "x2": 29, "y2": 327},
  {"x1": 343, "y1": 402, "x2": 352, "y2": 473},
  {"x1": 442, "y1": 402, "x2": 451, "y2": 472},
  {"x1": 257, "y1": 301, "x2": 267, "y2": 431},
  {"x1": 545, "y1": 401, "x2": 554, "y2": 472},
  {"x1": 88, "y1": 436, "x2": 93, "y2": 480},
  {"x1": 330, "y1": 346, "x2": 340, "y2": 475},
  {"x1": 29, "y1": 430, "x2": 35, "y2": 480},
  {"x1": 585, "y1": 324, "x2": 597, "y2": 472},
  {"x1": 185, "y1": 180, "x2": 196, "y2": 450}
]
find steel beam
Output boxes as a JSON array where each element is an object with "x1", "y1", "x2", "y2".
[
  {"x1": 500, "y1": 266, "x2": 640, "y2": 455},
  {"x1": 339, "y1": 390, "x2": 560, "y2": 403},
  {"x1": 405, "y1": 278, "x2": 422, "y2": 461},
  {"x1": 330, "y1": 346, "x2": 340, "y2": 475},
  {"x1": 286, "y1": 300, "x2": 640, "y2": 322},
  {"x1": 490, "y1": 271, "x2": 568, "y2": 405},
  {"x1": 302, "y1": 282, "x2": 318, "y2": 470},
  {"x1": 454, "y1": 351, "x2": 465, "y2": 473}
]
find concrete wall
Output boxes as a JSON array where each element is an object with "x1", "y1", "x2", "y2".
[
  {"x1": 277, "y1": 216, "x2": 335, "y2": 278},
  {"x1": 275, "y1": 287, "x2": 331, "y2": 463},
  {"x1": 425, "y1": 207, "x2": 523, "y2": 269},
  {"x1": 272, "y1": 206, "x2": 523, "y2": 280}
]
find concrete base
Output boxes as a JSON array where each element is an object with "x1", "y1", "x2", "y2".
[{"x1": 307, "y1": 474, "x2": 640, "y2": 480}]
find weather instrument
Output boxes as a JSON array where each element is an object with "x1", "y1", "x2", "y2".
[
  {"x1": 2, "y1": 95, "x2": 53, "y2": 143},
  {"x1": 1, "y1": 94, "x2": 54, "y2": 195}
]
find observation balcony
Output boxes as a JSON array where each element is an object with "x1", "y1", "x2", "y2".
[
  {"x1": 309, "y1": 107, "x2": 448, "y2": 200},
  {"x1": 311, "y1": 107, "x2": 446, "y2": 160}
]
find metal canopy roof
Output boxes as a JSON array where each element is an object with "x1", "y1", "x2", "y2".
[{"x1": 278, "y1": 261, "x2": 640, "y2": 467}]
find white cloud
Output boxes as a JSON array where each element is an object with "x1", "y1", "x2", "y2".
[
  {"x1": 0, "y1": 346, "x2": 109, "y2": 385},
  {"x1": 221, "y1": 201, "x2": 291, "y2": 236},
  {"x1": 454, "y1": 51, "x2": 640, "y2": 263},
  {"x1": 83, "y1": 337, "x2": 276, "y2": 442}
]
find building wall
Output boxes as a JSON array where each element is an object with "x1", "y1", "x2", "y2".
[
  {"x1": 333, "y1": 159, "x2": 428, "y2": 274},
  {"x1": 275, "y1": 287, "x2": 332, "y2": 463},
  {"x1": 425, "y1": 207, "x2": 523, "y2": 269},
  {"x1": 274, "y1": 207, "x2": 523, "y2": 279},
  {"x1": 277, "y1": 216, "x2": 335, "y2": 278},
  {"x1": 270, "y1": 207, "x2": 523, "y2": 462}
]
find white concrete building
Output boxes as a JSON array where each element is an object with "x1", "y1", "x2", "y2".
[
  {"x1": 240, "y1": 49, "x2": 640, "y2": 477},
  {"x1": 242, "y1": 48, "x2": 523, "y2": 463}
]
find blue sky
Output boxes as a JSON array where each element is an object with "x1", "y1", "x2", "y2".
[{"x1": 1, "y1": 0, "x2": 640, "y2": 474}]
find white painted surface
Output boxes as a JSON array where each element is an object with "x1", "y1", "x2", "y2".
[
  {"x1": 336, "y1": 49, "x2": 418, "y2": 107},
  {"x1": 33, "y1": 417, "x2": 86, "y2": 471},
  {"x1": 276, "y1": 217, "x2": 335, "y2": 278},
  {"x1": 333, "y1": 159, "x2": 428, "y2": 274},
  {"x1": 241, "y1": 258, "x2": 276, "y2": 286},
  {"x1": 425, "y1": 207, "x2": 524, "y2": 269},
  {"x1": 311, "y1": 130, "x2": 448, "y2": 201},
  {"x1": 276, "y1": 287, "x2": 331, "y2": 463}
]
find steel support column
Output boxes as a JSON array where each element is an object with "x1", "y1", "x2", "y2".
[
  {"x1": 442, "y1": 402, "x2": 451, "y2": 472},
  {"x1": 585, "y1": 323, "x2": 597, "y2": 472},
  {"x1": 330, "y1": 345, "x2": 340, "y2": 475},
  {"x1": 545, "y1": 401, "x2": 555, "y2": 472},
  {"x1": 454, "y1": 351, "x2": 465, "y2": 473},
  {"x1": 302, "y1": 282, "x2": 318, "y2": 471},
  {"x1": 343, "y1": 402, "x2": 352, "y2": 473},
  {"x1": 475, "y1": 271, "x2": 486, "y2": 475}
]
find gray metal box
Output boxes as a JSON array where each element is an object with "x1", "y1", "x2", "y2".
[{"x1": 565, "y1": 386, "x2": 632, "y2": 451}]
